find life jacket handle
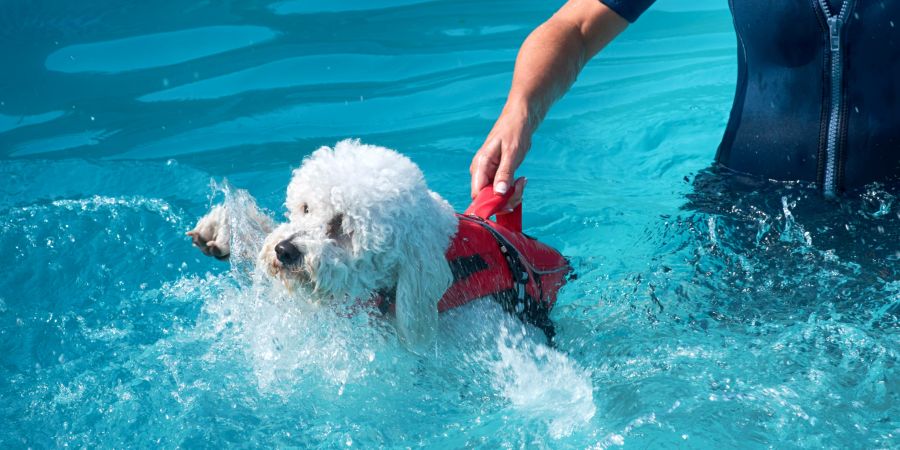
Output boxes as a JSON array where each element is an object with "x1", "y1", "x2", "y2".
[{"x1": 464, "y1": 186, "x2": 522, "y2": 233}]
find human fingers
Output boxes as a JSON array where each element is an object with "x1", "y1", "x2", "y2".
[
  {"x1": 493, "y1": 142, "x2": 520, "y2": 195},
  {"x1": 471, "y1": 138, "x2": 501, "y2": 198}
]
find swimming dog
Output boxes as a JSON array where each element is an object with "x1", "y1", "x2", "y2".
[{"x1": 188, "y1": 140, "x2": 570, "y2": 351}]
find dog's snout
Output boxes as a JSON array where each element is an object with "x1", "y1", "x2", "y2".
[{"x1": 275, "y1": 239, "x2": 304, "y2": 266}]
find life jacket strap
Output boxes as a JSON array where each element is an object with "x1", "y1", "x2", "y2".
[
  {"x1": 460, "y1": 215, "x2": 555, "y2": 341},
  {"x1": 465, "y1": 186, "x2": 522, "y2": 232},
  {"x1": 447, "y1": 254, "x2": 489, "y2": 282}
]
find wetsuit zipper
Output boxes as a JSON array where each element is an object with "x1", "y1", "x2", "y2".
[{"x1": 817, "y1": 0, "x2": 853, "y2": 198}]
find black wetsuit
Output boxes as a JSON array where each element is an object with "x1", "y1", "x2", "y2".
[{"x1": 600, "y1": 0, "x2": 900, "y2": 195}]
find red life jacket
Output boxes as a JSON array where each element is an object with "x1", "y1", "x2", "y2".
[
  {"x1": 378, "y1": 187, "x2": 573, "y2": 339},
  {"x1": 438, "y1": 187, "x2": 572, "y2": 338}
]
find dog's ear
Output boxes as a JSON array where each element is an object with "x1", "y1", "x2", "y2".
[
  {"x1": 392, "y1": 190, "x2": 458, "y2": 353},
  {"x1": 393, "y1": 233, "x2": 453, "y2": 354}
]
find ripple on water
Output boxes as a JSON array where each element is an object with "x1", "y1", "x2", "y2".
[
  {"x1": 44, "y1": 26, "x2": 278, "y2": 74},
  {"x1": 267, "y1": 0, "x2": 435, "y2": 15},
  {"x1": 9, "y1": 129, "x2": 117, "y2": 157},
  {"x1": 0, "y1": 111, "x2": 65, "y2": 135},
  {"x1": 138, "y1": 51, "x2": 513, "y2": 102}
]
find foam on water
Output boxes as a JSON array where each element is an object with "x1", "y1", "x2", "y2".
[{"x1": 488, "y1": 326, "x2": 596, "y2": 439}]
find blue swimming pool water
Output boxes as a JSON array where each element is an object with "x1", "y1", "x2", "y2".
[{"x1": 1, "y1": 0, "x2": 898, "y2": 447}]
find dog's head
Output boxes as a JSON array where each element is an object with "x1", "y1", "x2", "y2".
[{"x1": 259, "y1": 139, "x2": 458, "y2": 350}]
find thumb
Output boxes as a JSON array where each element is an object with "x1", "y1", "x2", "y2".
[{"x1": 493, "y1": 151, "x2": 516, "y2": 195}]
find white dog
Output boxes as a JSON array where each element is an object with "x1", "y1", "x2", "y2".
[
  {"x1": 188, "y1": 139, "x2": 569, "y2": 352},
  {"x1": 189, "y1": 140, "x2": 457, "y2": 350}
]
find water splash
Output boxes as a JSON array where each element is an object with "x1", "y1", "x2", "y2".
[
  {"x1": 49, "y1": 195, "x2": 184, "y2": 227},
  {"x1": 212, "y1": 180, "x2": 275, "y2": 279},
  {"x1": 487, "y1": 326, "x2": 595, "y2": 439},
  {"x1": 779, "y1": 195, "x2": 813, "y2": 246}
]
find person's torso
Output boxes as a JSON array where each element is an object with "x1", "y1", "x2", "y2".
[{"x1": 717, "y1": 0, "x2": 900, "y2": 193}]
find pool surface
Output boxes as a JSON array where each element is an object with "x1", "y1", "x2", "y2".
[{"x1": 1, "y1": 0, "x2": 898, "y2": 447}]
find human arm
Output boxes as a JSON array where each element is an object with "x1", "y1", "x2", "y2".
[{"x1": 469, "y1": 0, "x2": 629, "y2": 207}]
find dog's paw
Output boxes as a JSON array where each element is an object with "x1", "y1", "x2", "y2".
[{"x1": 186, "y1": 204, "x2": 230, "y2": 260}]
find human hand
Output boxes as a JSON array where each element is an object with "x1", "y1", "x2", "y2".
[{"x1": 470, "y1": 105, "x2": 532, "y2": 211}]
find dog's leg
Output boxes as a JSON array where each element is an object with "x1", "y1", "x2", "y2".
[
  {"x1": 187, "y1": 187, "x2": 278, "y2": 264},
  {"x1": 187, "y1": 204, "x2": 232, "y2": 260}
]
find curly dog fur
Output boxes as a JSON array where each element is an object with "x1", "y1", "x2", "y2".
[{"x1": 188, "y1": 139, "x2": 459, "y2": 351}]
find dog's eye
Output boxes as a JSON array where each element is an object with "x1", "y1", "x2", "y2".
[
  {"x1": 326, "y1": 213, "x2": 343, "y2": 240},
  {"x1": 302, "y1": 203, "x2": 309, "y2": 214}
]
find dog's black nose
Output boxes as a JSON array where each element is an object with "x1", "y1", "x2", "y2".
[{"x1": 275, "y1": 240, "x2": 303, "y2": 266}]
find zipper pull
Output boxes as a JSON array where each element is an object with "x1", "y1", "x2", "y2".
[{"x1": 828, "y1": 16, "x2": 843, "y2": 51}]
